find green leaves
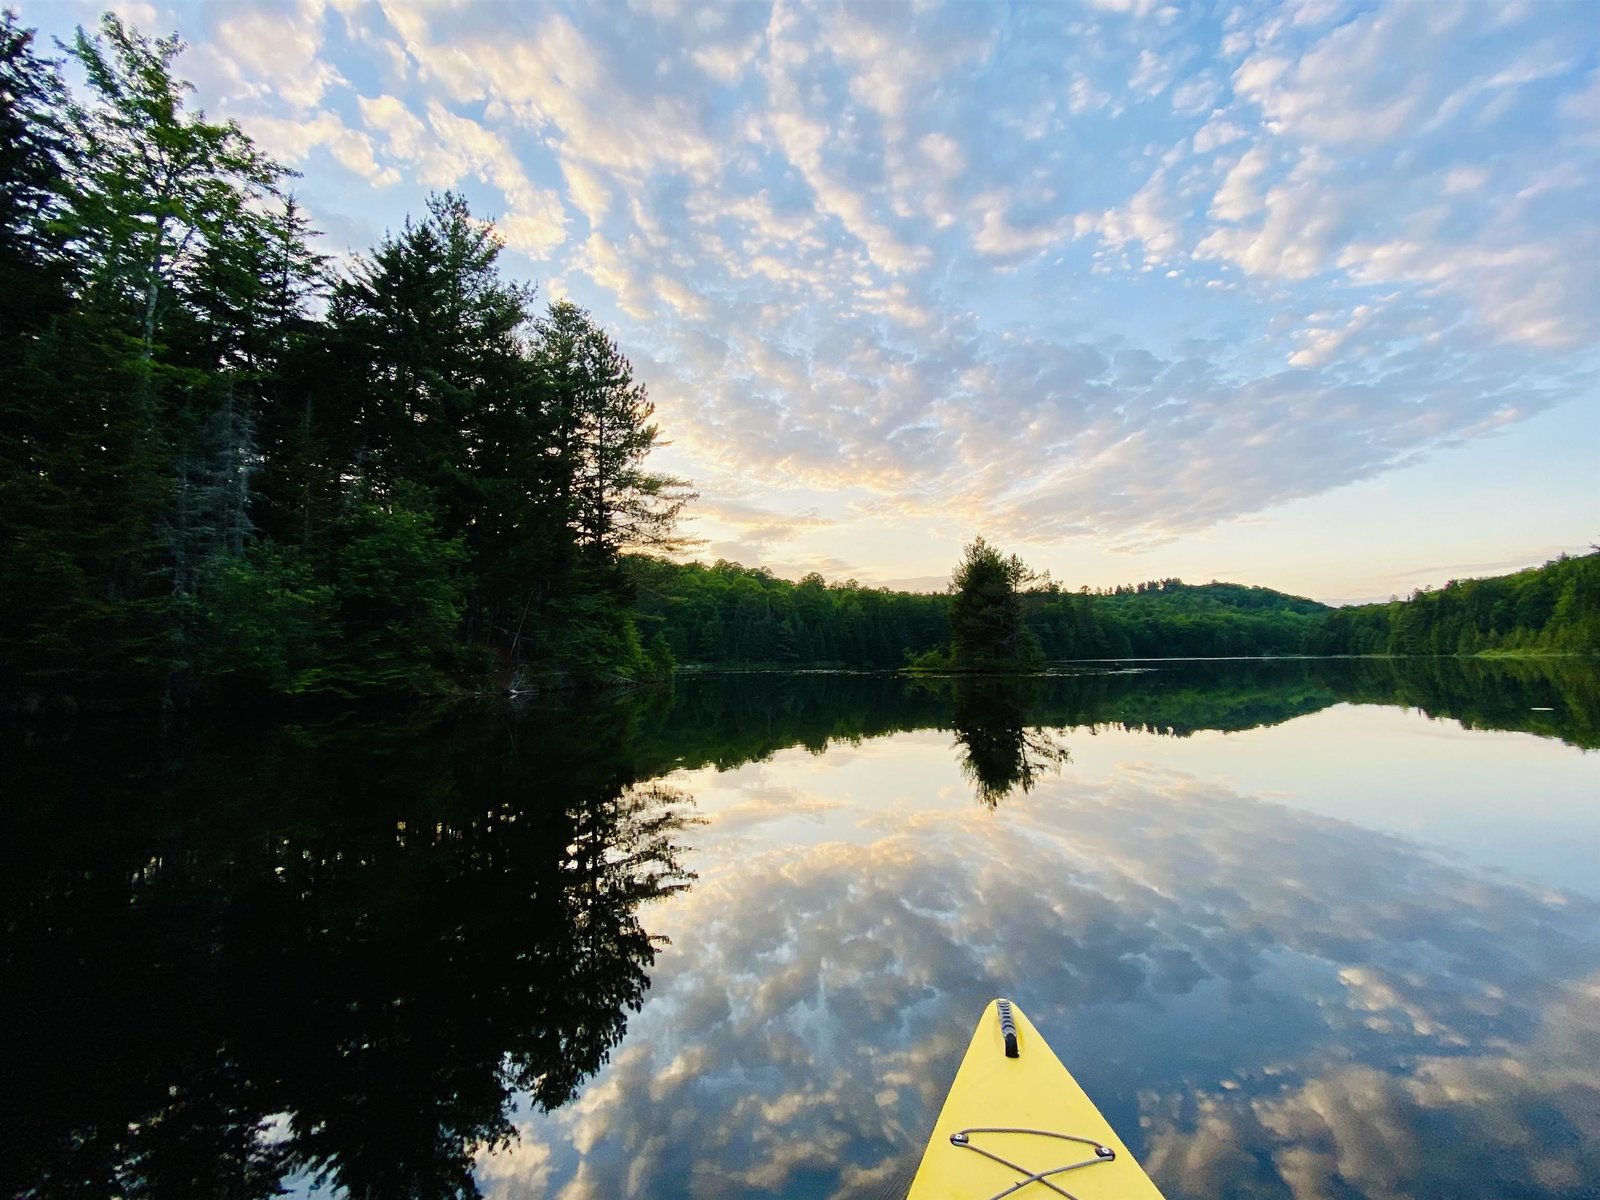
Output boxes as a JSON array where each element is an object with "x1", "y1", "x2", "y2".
[
  {"x1": 328, "y1": 491, "x2": 470, "y2": 694},
  {"x1": 203, "y1": 542, "x2": 335, "y2": 695},
  {"x1": 1319, "y1": 552, "x2": 1600, "y2": 657},
  {"x1": 2, "y1": 12, "x2": 696, "y2": 706},
  {"x1": 63, "y1": 14, "x2": 285, "y2": 354}
]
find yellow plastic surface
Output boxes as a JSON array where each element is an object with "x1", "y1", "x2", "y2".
[{"x1": 907, "y1": 1000, "x2": 1168, "y2": 1199}]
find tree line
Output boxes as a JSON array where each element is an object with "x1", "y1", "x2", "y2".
[
  {"x1": 630, "y1": 550, "x2": 1338, "y2": 668},
  {"x1": 0, "y1": 13, "x2": 689, "y2": 710},
  {"x1": 1311, "y1": 551, "x2": 1600, "y2": 657},
  {"x1": 631, "y1": 546, "x2": 1598, "y2": 669}
]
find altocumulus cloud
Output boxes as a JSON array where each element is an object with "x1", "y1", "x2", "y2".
[{"x1": 51, "y1": 0, "x2": 1600, "y2": 553}]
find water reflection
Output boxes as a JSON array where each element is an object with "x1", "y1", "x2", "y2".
[
  {"x1": 0, "y1": 708, "x2": 696, "y2": 1200},
  {"x1": 653, "y1": 655, "x2": 1599, "y2": 754},
  {"x1": 3, "y1": 656, "x2": 1596, "y2": 1199},
  {"x1": 502, "y1": 754, "x2": 1600, "y2": 1199},
  {"x1": 931, "y1": 675, "x2": 1072, "y2": 806}
]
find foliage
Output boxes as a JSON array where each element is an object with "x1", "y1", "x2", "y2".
[
  {"x1": 203, "y1": 542, "x2": 334, "y2": 695},
  {"x1": 0, "y1": 13, "x2": 689, "y2": 708},
  {"x1": 630, "y1": 552, "x2": 1600, "y2": 672},
  {"x1": 947, "y1": 536, "x2": 1042, "y2": 670},
  {"x1": 326, "y1": 492, "x2": 470, "y2": 694},
  {"x1": 532, "y1": 299, "x2": 696, "y2": 559},
  {"x1": 904, "y1": 644, "x2": 952, "y2": 672},
  {"x1": 626, "y1": 557, "x2": 950, "y2": 669},
  {"x1": 1084, "y1": 578, "x2": 1326, "y2": 657},
  {"x1": 1313, "y1": 551, "x2": 1600, "y2": 658},
  {"x1": 0, "y1": 11, "x2": 72, "y2": 331},
  {"x1": 947, "y1": 675, "x2": 1070, "y2": 806},
  {"x1": 1, "y1": 11, "x2": 1592, "y2": 711}
]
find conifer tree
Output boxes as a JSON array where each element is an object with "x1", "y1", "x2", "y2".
[
  {"x1": 948, "y1": 537, "x2": 1042, "y2": 670},
  {"x1": 532, "y1": 299, "x2": 695, "y2": 558},
  {"x1": 0, "y1": 12, "x2": 71, "y2": 332},
  {"x1": 0, "y1": 12, "x2": 697, "y2": 703}
]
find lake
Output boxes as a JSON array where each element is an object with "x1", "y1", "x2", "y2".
[{"x1": 4, "y1": 658, "x2": 1597, "y2": 1199}]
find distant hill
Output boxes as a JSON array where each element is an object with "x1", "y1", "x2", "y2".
[
  {"x1": 628, "y1": 561, "x2": 1333, "y2": 665},
  {"x1": 1059, "y1": 579, "x2": 1328, "y2": 658},
  {"x1": 1096, "y1": 580, "x2": 1328, "y2": 619}
]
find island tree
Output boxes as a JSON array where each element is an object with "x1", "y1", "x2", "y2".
[{"x1": 947, "y1": 537, "x2": 1045, "y2": 671}]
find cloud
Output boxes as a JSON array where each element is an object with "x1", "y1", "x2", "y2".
[
  {"x1": 681, "y1": 497, "x2": 836, "y2": 562},
  {"x1": 1187, "y1": 3, "x2": 1600, "y2": 349},
  {"x1": 246, "y1": 109, "x2": 398, "y2": 186},
  {"x1": 1287, "y1": 302, "x2": 1376, "y2": 367},
  {"x1": 970, "y1": 190, "x2": 1076, "y2": 258},
  {"x1": 188, "y1": 0, "x2": 346, "y2": 112},
  {"x1": 1192, "y1": 117, "x2": 1248, "y2": 154},
  {"x1": 37, "y1": 0, "x2": 1595, "y2": 573},
  {"x1": 1143, "y1": 1040, "x2": 1600, "y2": 1200},
  {"x1": 421, "y1": 103, "x2": 568, "y2": 255}
]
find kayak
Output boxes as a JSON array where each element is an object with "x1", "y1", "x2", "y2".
[{"x1": 907, "y1": 999, "x2": 1167, "y2": 1199}]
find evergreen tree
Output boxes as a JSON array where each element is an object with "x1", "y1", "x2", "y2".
[
  {"x1": 62, "y1": 15, "x2": 283, "y2": 356},
  {"x1": 0, "y1": 12, "x2": 695, "y2": 705},
  {"x1": 0, "y1": 12, "x2": 71, "y2": 333},
  {"x1": 948, "y1": 537, "x2": 1041, "y2": 670},
  {"x1": 325, "y1": 192, "x2": 551, "y2": 649},
  {"x1": 532, "y1": 300, "x2": 695, "y2": 559},
  {"x1": 240, "y1": 195, "x2": 335, "y2": 553},
  {"x1": 329, "y1": 192, "x2": 531, "y2": 508},
  {"x1": 17, "y1": 14, "x2": 299, "y2": 700},
  {"x1": 0, "y1": 14, "x2": 82, "y2": 696}
]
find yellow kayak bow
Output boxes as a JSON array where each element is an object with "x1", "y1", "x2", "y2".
[{"x1": 907, "y1": 999, "x2": 1167, "y2": 1199}]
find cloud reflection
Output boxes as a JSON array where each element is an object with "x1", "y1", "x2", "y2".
[{"x1": 482, "y1": 760, "x2": 1600, "y2": 1198}]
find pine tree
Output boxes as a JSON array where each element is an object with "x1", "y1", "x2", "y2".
[
  {"x1": 326, "y1": 191, "x2": 553, "y2": 651},
  {"x1": 0, "y1": 15, "x2": 297, "y2": 699},
  {"x1": 532, "y1": 299, "x2": 695, "y2": 559},
  {"x1": 0, "y1": 12, "x2": 71, "y2": 334},
  {"x1": 948, "y1": 537, "x2": 1042, "y2": 671}
]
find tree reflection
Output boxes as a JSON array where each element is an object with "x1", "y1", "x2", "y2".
[
  {"x1": 1337, "y1": 653, "x2": 1600, "y2": 748},
  {"x1": 949, "y1": 677, "x2": 1071, "y2": 808},
  {"x1": 0, "y1": 704, "x2": 697, "y2": 1200},
  {"x1": 642, "y1": 657, "x2": 1599, "y2": 778}
]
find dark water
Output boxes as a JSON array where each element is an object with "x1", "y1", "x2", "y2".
[{"x1": 3, "y1": 658, "x2": 1597, "y2": 1199}]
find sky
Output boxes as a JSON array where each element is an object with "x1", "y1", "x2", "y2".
[{"x1": 22, "y1": 0, "x2": 1600, "y2": 603}]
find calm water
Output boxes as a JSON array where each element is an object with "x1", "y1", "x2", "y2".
[{"x1": 4, "y1": 659, "x2": 1598, "y2": 1199}]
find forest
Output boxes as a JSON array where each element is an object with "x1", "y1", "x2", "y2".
[
  {"x1": 1311, "y1": 552, "x2": 1600, "y2": 657},
  {"x1": 630, "y1": 553, "x2": 1600, "y2": 670},
  {"x1": 0, "y1": 14, "x2": 689, "y2": 711}
]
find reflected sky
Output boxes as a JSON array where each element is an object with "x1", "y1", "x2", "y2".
[{"x1": 484, "y1": 697, "x2": 1600, "y2": 1200}]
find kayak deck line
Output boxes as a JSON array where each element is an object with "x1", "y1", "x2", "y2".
[
  {"x1": 946, "y1": 1126, "x2": 1116, "y2": 1200},
  {"x1": 907, "y1": 999, "x2": 1167, "y2": 1200}
]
